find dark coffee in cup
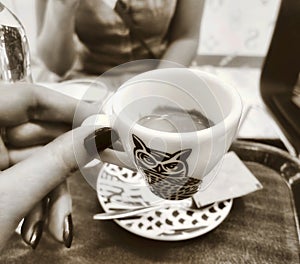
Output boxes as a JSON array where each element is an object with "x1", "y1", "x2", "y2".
[{"x1": 137, "y1": 107, "x2": 214, "y2": 133}]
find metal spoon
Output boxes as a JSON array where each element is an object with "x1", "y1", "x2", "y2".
[{"x1": 93, "y1": 200, "x2": 193, "y2": 220}]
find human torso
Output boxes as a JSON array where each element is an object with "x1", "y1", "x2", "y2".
[{"x1": 74, "y1": 0, "x2": 177, "y2": 74}]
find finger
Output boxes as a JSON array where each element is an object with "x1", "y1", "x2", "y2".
[
  {"x1": 31, "y1": 86, "x2": 98, "y2": 125},
  {"x1": 20, "y1": 199, "x2": 47, "y2": 249},
  {"x1": 47, "y1": 181, "x2": 73, "y2": 248},
  {"x1": 0, "y1": 126, "x2": 95, "y2": 220},
  {"x1": 8, "y1": 146, "x2": 43, "y2": 165},
  {"x1": 0, "y1": 83, "x2": 98, "y2": 126},
  {"x1": 6, "y1": 121, "x2": 70, "y2": 147},
  {"x1": 0, "y1": 135, "x2": 9, "y2": 170},
  {"x1": 0, "y1": 126, "x2": 96, "y2": 249}
]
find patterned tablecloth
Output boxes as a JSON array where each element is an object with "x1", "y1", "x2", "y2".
[{"x1": 1, "y1": 156, "x2": 299, "y2": 263}]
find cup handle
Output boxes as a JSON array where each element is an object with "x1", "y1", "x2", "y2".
[
  {"x1": 99, "y1": 148, "x2": 135, "y2": 170},
  {"x1": 82, "y1": 114, "x2": 136, "y2": 170}
]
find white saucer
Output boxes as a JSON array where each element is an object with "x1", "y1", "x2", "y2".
[
  {"x1": 97, "y1": 163, "x2": 233, "y2": 241},
  {"x1": 41, "y1": 78, "x2": 114, "y2": 102}
]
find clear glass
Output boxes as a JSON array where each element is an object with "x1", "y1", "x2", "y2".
[{"x1": 0, "y1": 2, "x2": 32, "y2": 82}]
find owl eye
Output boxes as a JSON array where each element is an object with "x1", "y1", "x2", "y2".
[
  {"x1": 164, "y1": 162, "x2": 183, "y2": 172},
  {"x1": 137, "y1": 152, "x2": 156, "y2": 166}
]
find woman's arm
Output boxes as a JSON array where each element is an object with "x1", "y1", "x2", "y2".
[
  {"x1": 159, "y1": 0, "x2": 204, "y2": 67},
  {"x1": 36, "y1": 0, "x2": 80, "y2": 76}
]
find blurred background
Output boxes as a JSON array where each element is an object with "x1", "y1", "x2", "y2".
[{"x1": 1, "y1": 0, "x2": 281, "y2": 67}]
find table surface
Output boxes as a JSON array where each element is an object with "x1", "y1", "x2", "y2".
[
  {"x1": 193, "y1": 66, "x2": 279, "y2": 139},
  {"x1": 2, "y1": 151, "x2": 299, "y2": 263}
]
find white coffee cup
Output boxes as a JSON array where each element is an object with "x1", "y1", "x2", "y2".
[{"x1": 84, "y1": 68, "x2": 242, "y2": 200}]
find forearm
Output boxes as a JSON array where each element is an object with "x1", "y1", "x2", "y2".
[
  {"x1": 37, "y1": 1, "x2": 78, "y2": 76},
  {"x1": 159, "y1": 38, "x2": 199, "y2": 68},
  {"x1": 158, "y1": 0, "x2": 203, "y2": 68}
]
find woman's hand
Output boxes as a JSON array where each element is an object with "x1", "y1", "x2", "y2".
[{"x1": 0, "y1": 83, "x2": 98, "y2": 251}]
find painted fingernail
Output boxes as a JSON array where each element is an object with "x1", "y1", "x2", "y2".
[
  {"x1": 63, "y1": 214, "x2": 73, "y2": 248},
  {"x1": 84, "y1": 127, "x2": 119, "y2": 156},
  {"x1": 29, "y1": 221, "x2": 44, "y2": 249}
]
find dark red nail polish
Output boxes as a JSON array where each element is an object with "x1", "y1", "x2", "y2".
[
  {"x1": 84, "y1": 127, "x2": 119, "y2": 156},
  {"x1": 29, "y1": 221, "x2": 44, "y2": 249},
  {"x1": 63, "y1": 214, "x2": 73, "y2": 248}
]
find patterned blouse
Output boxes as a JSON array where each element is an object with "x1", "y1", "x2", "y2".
[{"x1": 73, "y1": 0, "x2": 177, "y2": 75}]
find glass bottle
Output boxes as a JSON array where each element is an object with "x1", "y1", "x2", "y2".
[{"x1": 0, "y1": 2, "x2": 32, "y2": 82}]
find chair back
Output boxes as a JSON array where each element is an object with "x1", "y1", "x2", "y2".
[{"x1": 260, "y1": 0, "x2": 300, "y2": 155}]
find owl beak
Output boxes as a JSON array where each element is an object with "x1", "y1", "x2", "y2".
[{"x1": 155, "y1": 164, "x2": 165, "y2": 173}]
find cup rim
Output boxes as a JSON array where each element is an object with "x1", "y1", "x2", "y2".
[{"x1": 112, "y1": 69, "x2": 242, "y2": 139}]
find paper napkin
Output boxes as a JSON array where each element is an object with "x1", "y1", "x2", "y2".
[{"x1": 193, "y1": 151, "x2": 263, "y2": 207}]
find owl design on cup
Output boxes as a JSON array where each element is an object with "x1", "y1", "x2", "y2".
[{"x1": 132, "y1": 135, "x2": 201, "y2": 200}]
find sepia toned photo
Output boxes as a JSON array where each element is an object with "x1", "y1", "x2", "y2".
[{"x1": 0, "y1": 0, "x2": 299, "y2": 263}]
